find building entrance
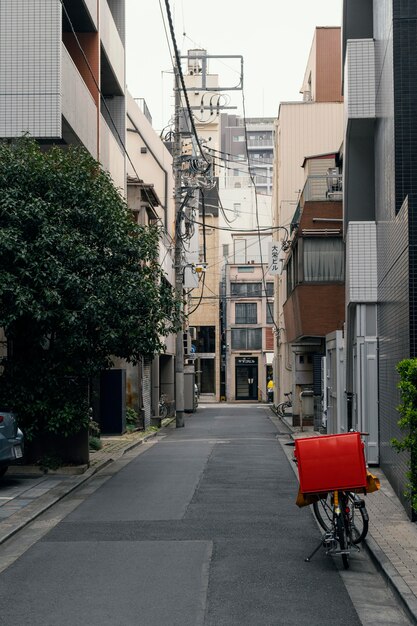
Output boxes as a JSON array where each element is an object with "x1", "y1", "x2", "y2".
[{"x1": 235, "y1": 357, "x2": 258, "y2": 400}]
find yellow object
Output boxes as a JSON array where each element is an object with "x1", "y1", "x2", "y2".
[
  {"x1": 295, "y1": 471, "x2": 380, "y2": 508},
  {"x1": 267, "y1": 380, "x2": 274, "y2": 390}
]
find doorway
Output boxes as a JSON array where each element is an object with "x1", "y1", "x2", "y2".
[{"x1": 235, "y1": 357, "x2": 258, "y2": 400}]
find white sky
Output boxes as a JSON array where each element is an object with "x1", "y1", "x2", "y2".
[{"x1": 125, "y1": 1, "x2": 343, "y2": 132}]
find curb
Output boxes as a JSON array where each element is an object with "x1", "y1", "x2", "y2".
[
  {"x1": 364, "y1": 535, "x2": 417, "y2": 624},
  {"x1": 0, "y1": 423, "x2": 171, "y2": 547}
]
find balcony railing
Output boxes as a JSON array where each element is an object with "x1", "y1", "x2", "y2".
[
  {"x1": 290, "y1": 173, "x2": 343, "y2": 232},
  {"x1": 247, "y1": 139, "x2": 273, "y2": 148}
]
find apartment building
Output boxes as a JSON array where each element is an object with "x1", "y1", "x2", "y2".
[
  {"x1": 342, "y1": 0, "x2": 417, "y2": 515},
  {"x1": 0, "y1": 0, "x2": 126, "y2": 191},
  {"x1": 272, "y1": 27, "x2": 344, "y2": 418},
  {"x1": 223, "y1": 260, "x2": 275, "y2": 402}
]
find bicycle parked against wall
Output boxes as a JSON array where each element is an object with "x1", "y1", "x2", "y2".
[
  {"x1": 292, "y1": 431, "x2": 379, "y2": 570},
  {"x1": 276, "y1": 391, "x2": 292, "y2": 418},
  {"x1": 159, "y1": 393, "x2": 168, "y2": 419}
]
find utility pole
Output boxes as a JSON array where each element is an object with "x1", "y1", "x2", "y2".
[{"x1": 174, "y1": 66, "x2": 185, "y2": 428}]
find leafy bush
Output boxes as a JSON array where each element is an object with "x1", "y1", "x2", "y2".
[
  {"x1": 391, "y1": 358, "x2": 417, "y2": 511},
  {"x1": 126, "y1": 407, "x2": 138, "y2": 426},
  {"x1": 89, "y1": 436, "x2": 102, "y2": 451}
]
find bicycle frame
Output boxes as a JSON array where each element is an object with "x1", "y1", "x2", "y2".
[{"x1": 305, "y1": 490, "x2": 360, "y2": 568}]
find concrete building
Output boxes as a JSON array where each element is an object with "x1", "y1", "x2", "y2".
[
  {"x1": 0, "y1": 0, "x2": 178, "y2": 431},
  {"x1": 272, "y1": 27, "x2": 344, "y2": 414},
  {"x1": 342, "y1": 0, "x2": 417, "y2": 515},
  {"x1": 123, "y1": 92, "x2": 176, "y2": 426},
  {"x1": 223, "y1": 259, "x2": 275, "y2": 402}
]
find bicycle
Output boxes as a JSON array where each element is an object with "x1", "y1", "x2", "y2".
[
  {"x1": 292, "y1": 431, "x2": 378, "y2": 570},
  {"x1": 159, "y1": 393, "x2": 168, "y2": 419},
  {"x1": 305, "y1": 489, "x2": 367, "y2": 569},
  {"x1": 276, "y1": 391, "x2": 292, "y2": 417}
]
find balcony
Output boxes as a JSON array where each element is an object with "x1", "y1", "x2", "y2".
[
  {"x1": 291, "y1": 173, "x2": 343, "y2": 233},
  {"x1": 100, "y1": 0, "x2": 125, "y2": 93},
  {"x1": 100, "y1": 114, "x2": 125, "y2": 193},
  {"x1": 62, "y1": 43, "x2": 98, "y2": 156},
  {"x1": 283, "y1": 284, "x2": 345, "y2": 343},
  {"x1": 247, "y1": 139, "x2": 273, "y2": 148}
]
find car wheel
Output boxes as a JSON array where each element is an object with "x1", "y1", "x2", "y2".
[{"x1": 0, "y1": 466, "x2": 8, "y2": 478}]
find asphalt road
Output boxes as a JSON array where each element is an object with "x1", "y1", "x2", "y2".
[{"x1": 0, "y1": 405, "x2": 411, "y2": 625}]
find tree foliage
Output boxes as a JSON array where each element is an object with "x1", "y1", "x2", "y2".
[
  {"x1": 0, "y1": 138, "x2": 180, "y2": 438},
  {"x1": 391, "y1": 358, "x2": 417, "y2": 512}
]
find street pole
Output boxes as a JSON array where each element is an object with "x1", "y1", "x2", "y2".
[{"x1": 174, "y1": 66, "x2": 185, "y2": 428}]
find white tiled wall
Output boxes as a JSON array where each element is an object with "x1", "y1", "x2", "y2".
[
  {"x1": 0, "y1": 0, "x2": 61, "y2": 137},
  {"x1": 345, "y1": 39, "x2": 376, "y2": 120},
  {"x1": 346, "y1": 221, "x2": 377, "y2": 303}
]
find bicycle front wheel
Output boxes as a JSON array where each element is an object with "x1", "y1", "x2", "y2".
[
  {"x1": 349, "y1": 495, "x2": 369, "y2": 544},
  {"x1": 159, "y1": 404, "x2": 168, "y2": 419}
]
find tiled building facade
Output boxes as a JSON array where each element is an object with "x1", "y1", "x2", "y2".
[{"x1": 343, "y1": 0, "x2": 417, "y2": 514}]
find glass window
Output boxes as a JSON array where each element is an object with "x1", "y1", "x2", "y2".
[
  {"x1": 231, "y1": 282, "x2": 263, "y2": 297},
  {"x1": 266, "y1": 302, "x2": 274, "y2": 324},
  {"x1": 231, "y1": 328, "x2": 262, "y2": 350},
  {"x1": 235, "y1": 303, "x2": 257, "y2": 324},
  {"x1": 303, "y1": 238, "x2": 344, "y2": 282},
  {"x1": 237, "y1": 266, "x2": 254, "y2": 273},
  {"x1": 195, "y1": 326, "x2": 215, "y2": 353}
]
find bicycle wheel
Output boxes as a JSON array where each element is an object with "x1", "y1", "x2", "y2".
[
  {"x1": 276, "y1": 402, "x2": 288, "y2": 418},
  {"x1": 336, "y1": 514, "x2": 349, "y2": 570},
  {"x1": 313, "y1": 493, "x2": 333, "y2": 532},
  {"x1": 159, "y1": 403, "x2": 168, "y2": 419},
  {"x1": 349, "y1": 494, "x2": 369, "y2": 544}
]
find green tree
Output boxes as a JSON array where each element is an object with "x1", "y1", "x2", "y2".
[
  {"x1": 0, "y1": 138, "x2": 180, "y2": 438},
  {"x1": 392, "y1": 358, "x2": 417, "y2": 512}
]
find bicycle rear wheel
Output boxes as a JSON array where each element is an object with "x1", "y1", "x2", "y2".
[
  {"x1": 336, "y1": 514, "x2": 349, "y2": 570},
  {"x1": 313, "y1": 492, "x2": 368, "y2": 545}
]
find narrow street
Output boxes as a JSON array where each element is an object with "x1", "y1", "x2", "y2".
[{"x1": 0, "y1": 405, "x2": 411, "y2": 625}]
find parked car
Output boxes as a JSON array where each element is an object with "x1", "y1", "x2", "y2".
[{"x1": 0, "y1": 412, "x2": 24, "y2": 478}]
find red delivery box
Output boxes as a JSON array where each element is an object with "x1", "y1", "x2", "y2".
[{"x1": 294, "y1": 432, "x2": 367, "y2": 494}]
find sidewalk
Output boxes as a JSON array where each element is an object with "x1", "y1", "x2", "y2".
[
  {"x1": 274, "y1": 412, "x2": 417, "y2": 624},
  {"x1": 0, "y1": 419, "x2": 174, "y2": 547}
]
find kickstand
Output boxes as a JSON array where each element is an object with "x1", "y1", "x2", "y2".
[{"x1": 305, "y1": 538, "x2": 325, "y2": 562}]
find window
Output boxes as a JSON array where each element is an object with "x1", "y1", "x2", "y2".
[
  {"x1": 266, "y1": 282, "x2": 274, "y2": 297},
  {"x1": 233, "y1": 135, "x2": 245, "y2": 142},
  {"x1": 231, "y1": 328, "x2": 262, "y2": 350},
  {"x1": 233, "y1": 203, "x2": 241, "y2": 216},
  {"x1": 231, "y1": 282, "x2": 262, "y2": 297},
  {"x1": 195, "y1": 326, "x2": 215, "y2": 353},
  {"x1": 266, "y1": 302, "x2": 274, "y2": 324},
  {"x1": 235, "y1": 303, "x2": 257, "y2": 324},
  {"x1": 237, "y1": 266, "x2": 254, "y2": 273},
  {"x1": 303, "y1": 238, "x2": 344, "y2": 282}
]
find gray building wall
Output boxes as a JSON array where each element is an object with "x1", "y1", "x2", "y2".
[{"x1": 374, "y1": 0, "x2": 412, "y2": 514}]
